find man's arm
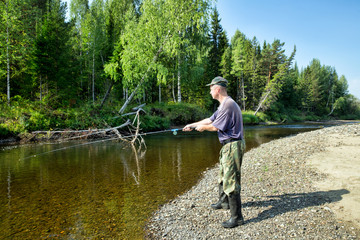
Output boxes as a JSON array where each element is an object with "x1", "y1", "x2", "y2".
[{"x1": 183, "y1": 118, "x2": 218, "y2": 132}]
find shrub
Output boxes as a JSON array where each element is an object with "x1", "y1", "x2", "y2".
[
  {"x1": 144, "y1": 102, "x2": 210, "y2": 126},
  {"x1": 25, "y1": 112, "x2": 50, "y2": 131},
  {"x1": 140, "y1": 115, "x2": 171, "y2": 132},
  {"x1": 0, "y1": 124, "x2": 10, "y2": 138},
  {"x1": 242, "y1": 111, "x2": 259, "y2": 125}
]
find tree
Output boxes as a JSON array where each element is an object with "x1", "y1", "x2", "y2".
[
  {"x1": 246, "y1": 37, "x2": 261, "y2": 110},
  {"x1": 254, "y1": 40, "x2": 296, "y2": 115},
  {"x1": 176, "y1": 23, "x2": 209, "y2": 105},
  {"x1": 31, "y1": 0, "x2": 74, "y2": 105},
  {"x1": 208, "y1": 7, "x2": 228, "y2": 79},
  {"x1": 0, "y1": 0, "x2": 32, "y2": 104},
  {"x1": 230, "y1": 30, "x2": 247, "y2": 108},
  {"x1": 114, "y1": 0, "x2": 211, "y2": 113},
  {"x1": 88, "y1": 0, "x2": 108, "y2": 104},
  {"x1": 277, "y1": 62, "x2": 300, "y2": 109},
  {"x1": 69, "y1": 0, "x2": 89, "y2": 96}
]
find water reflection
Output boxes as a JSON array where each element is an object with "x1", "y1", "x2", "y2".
[
  {"x1": 7, "y1": 169, "x2": 11, "y2": 212},
  {"x1": 0, "y1": 125, "x2": 322, "y2": 239}
]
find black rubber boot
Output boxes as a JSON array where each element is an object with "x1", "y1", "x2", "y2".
[
  {"x1": 221, "y1": 193, "x2": 244, "y2": 228},
  {"x1": 211, "y1": 184, "x2": 229, "y2": 210}
]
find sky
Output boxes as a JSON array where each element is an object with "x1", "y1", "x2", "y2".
[{"x1": 215, "y1": 0, "x2": 360, "y2": 99}]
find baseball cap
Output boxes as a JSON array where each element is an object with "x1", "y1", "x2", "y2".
[{"x1": 206, "y1": 76, "x2": 228, "y2": 87}]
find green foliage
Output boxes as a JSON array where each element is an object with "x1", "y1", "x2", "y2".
[
  {"x1": 140, "y1": 115, "x2": 171, "y2": 132},
  {"x1": 332, "y1": 95, "x2": 360, "y2": 118},
  {"x1": 242, "y1": 112, "x2": 259, "y2": 125},
  {"x1": 0, "y1": 124, "x2": 10, "y2": 138},
  {"x1": 208, "y1": 7, "x2": 228, "y2": 79},
  {"x1": 144, "y1": 102, "x2": 211, "y2": 126},
  {"x1": 0, "y1": 98, "x2": 213, "y2": 138},
  {"x1": 242, "y1": 110, "x2": 270, "y2": 124}
]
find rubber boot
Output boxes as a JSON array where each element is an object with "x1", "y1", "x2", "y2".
[
  {"x1": 221, "y1": 193, "x2": 244, "y2": 228},
  {"x1": 211, "y1": 184, "x2": 229, "y2": 210}
]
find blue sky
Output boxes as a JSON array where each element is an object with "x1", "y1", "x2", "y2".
[{"x1": 216, "y1": 0, "x2": 360, "y2": 99}]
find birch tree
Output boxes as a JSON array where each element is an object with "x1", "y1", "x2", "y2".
[
  {"x1": 0, "y1": 0, "x2": 27, "y2": 104},
  {"x1": 111, "y1": 0, "x2": 211, "y2": 114}
]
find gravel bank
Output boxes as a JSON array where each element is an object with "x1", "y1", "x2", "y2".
[{"x1": 145, "y1": 124, "x2": 360, "y2": 239}]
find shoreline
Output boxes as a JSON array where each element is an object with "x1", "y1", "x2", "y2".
[
  {"x1": 145, "y1": 124, "x2": 360, "y2": 239},
  {"x1": 1, "y1": 120, "x2": 359, "y2": 146}
]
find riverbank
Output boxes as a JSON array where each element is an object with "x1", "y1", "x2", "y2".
[
  {"x1": 3, "y1": 98, "x2": 359, "y2": 143},
  {"x1": 145, "y1": 124, "x2": 360, "y2": 239}
]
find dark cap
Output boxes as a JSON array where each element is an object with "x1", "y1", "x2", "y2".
[{"x1": 206, "y1": 76, "x2": 228, "y2": 87}]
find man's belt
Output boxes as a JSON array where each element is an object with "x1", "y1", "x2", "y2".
[{"x1": 221, "y1": 138, "x2": 241, "y2": 146}]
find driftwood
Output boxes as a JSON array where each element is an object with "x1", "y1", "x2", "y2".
[
  {"x1": 25, "y1": 106, "x2": 148, "y2": 153},
  {"x1": 25, "y1": 120, "x2": 132, "y2": 142}
]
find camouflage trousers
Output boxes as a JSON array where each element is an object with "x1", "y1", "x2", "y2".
[{"x1": 218, "y1": 139, "x2": 245, "y2": 196}]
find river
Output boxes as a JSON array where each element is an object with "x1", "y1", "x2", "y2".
[{"x1": 0, "y1": 124, "x2": 326, "y2": 239}]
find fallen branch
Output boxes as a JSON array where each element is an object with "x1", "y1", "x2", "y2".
[{"x1": 25, "y1": 120, "x2": 132, "y2": 142}]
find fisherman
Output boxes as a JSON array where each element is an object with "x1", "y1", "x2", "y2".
[{"x1": 183, "y1": 76, "x2": 245, "y2": 228}]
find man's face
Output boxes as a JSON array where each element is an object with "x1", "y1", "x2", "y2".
[{"x1": 210, "y1": 85, "x2": 219, "y2": 99}]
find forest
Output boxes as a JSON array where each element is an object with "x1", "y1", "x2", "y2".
[{"x1": 1, "y1": 0, "x2": 360, "y2": 139}]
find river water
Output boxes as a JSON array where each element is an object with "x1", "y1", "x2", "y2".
[{"x1": 0, "y1": 124, "x2": 324, "y2": 239}]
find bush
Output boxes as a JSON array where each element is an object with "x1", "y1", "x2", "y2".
[
  {"x1": 140, "y1": 115, "x2": 171, "y2": 132},
  {"x1": 0, "y1": 124, "x2": 10, "y2": 138},
  {"x1": 25, "y1": 112, "x2": 50, "y2": 131},
  {"x1": 144, "y1": 102, "x2": 211, "y2": 126},
  {"x1": 242, "y1": 111, "x2": 259, "y2": 125}
]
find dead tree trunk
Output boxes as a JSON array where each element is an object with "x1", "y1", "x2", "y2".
[
  {"x1": 254, "y1": 90, "x2": 271, "y2": 116},
  {"x1": 98, "y1": 81, "x2": 114, "y2": 111}
]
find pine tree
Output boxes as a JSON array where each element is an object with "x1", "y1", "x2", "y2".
[
  {"x1": 254, "y1": 40, "x2": 295, "y2": 115},
  {"x1": 208, "y1": 7, "x2": 227, "y2": 79},
  {"x1": 32, "y1": 0, "x2": 74, "y2": 105}
]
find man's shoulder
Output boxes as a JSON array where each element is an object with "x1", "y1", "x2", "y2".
[
  {"x1": 225, "y1": 97, "x2": 239, "y2": 107},
  {"x1": 224, "y1": 97, "x2": 241, "y2": 114}
]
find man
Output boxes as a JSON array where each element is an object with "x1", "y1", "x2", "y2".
[{"x1": 183, "y1": 76, "x2": 245, "y2": 228}]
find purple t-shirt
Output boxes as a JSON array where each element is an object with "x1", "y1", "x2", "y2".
[{"x1": 209, "y1": 97, "x2": 244, "y2": 144}]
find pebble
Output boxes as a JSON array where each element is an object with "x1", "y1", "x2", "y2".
[{"x1": 145, "y1": 124, "x2": 360, "y2": 239}]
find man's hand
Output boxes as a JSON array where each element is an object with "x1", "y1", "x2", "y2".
[
  {"x1": 182, "y1": 125, "x2": 195, "y2": 132},
  {"x1": 195, "y1": 125, "x2": 206, "y2": 132}
]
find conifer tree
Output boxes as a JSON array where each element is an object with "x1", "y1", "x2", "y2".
[
  {"x1": 32, "y1": 0, "x2": 74, "y2": 105},
  {"x1": 254, "y1": 40, "x2": 295, "y2": 115},
  {"x1": 208, "y1": 7, "x2": 228, "y2": 79}
]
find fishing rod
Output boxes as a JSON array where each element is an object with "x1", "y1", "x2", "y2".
[{"x1": 19, "y1": 127, "x2": 194, "y2": 161}]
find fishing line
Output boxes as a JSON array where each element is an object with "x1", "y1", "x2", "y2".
[{"x1": 19, "y1": 128, "x2": 189, "y2": 161}]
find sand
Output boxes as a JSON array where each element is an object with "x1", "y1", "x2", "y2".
[{"x1": 306, "y1": 133, "x2": 360, "y2": 229}]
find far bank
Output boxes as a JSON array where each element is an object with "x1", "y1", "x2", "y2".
[{"x1": 1, "y1": 99, "x2": 359, "y2": 143}]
